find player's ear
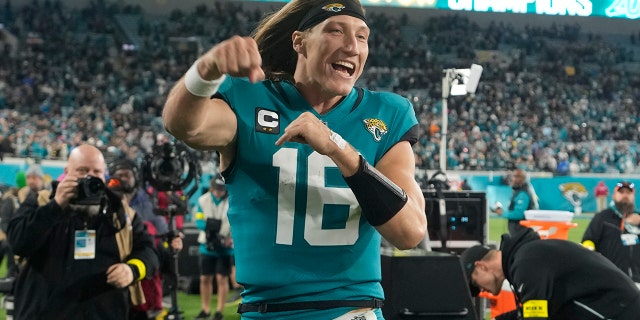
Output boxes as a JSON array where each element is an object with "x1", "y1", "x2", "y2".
[
  {"x1": 292, "y1": 31, "x2": 304, "y2": 54},
  {"x1": 474, "y1": 260, "x2": 488, "y2": 272}
]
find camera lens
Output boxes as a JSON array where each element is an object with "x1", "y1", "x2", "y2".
[
  {"x1": 86, "y1": 177, "x2": 105, "y2": 195},
  {"x1": 158, "y1": 161, "x2": 175, "y2": 175},
  {"x1": 72, "y1": 176, "x2": 106, "y2": 205}
]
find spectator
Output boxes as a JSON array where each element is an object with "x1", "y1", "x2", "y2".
[
  {"x1": 154, "y1": 190, "x2": 187, "y2": 231},
  {"x1": 461, "y1": 228, "x2": 640, "y2": 320},
  {"x1": 7, "y1": 144, "x2": 159, "y2": 319},
  {"x1": 161, "y1": 0, "x2": 427, "y2": 318},
  {"x1": 1, "y1": 1, "x2": 640, "y2": 174},
  {"x1": 0, "y1": 134, "x2": 12, "y2": 161},
  {"x1": 460, "y1": 179, "x2": 472, "y2": 191},
  {"x1": 582, "y1": 181, "x2": 640, "y2": 282},
  {"x1": 594, "y1": 181, "x2": 609, "y2": 213},
  {"x1": 17, "y1": 164, "x2": 45, "y2": 203},
  {"x1": 1, "y1": 0, "x2": 640, "y2": 180},
  {"x1": 0, "y1": 187, "x2": 18, "y2": 278},
  {"x1": 194, "y1": 175, "x2": 232, "y2": 320},
  {"x1": 14, "y1": 172, "x2": 26, "y2": 190}
]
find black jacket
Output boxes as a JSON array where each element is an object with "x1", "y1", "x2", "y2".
[
  {"x1": 582, "y1": 207, "x2": 640, "y2": 282},
  {"x1": 7, "y1": 188, "x2": 159, "y2": 320},
  {"x1": 501, "y1": 228, "x2": 640, "y2": 320},
  {"x1": 0, "y1": 193, "x2": 17, "y2": 233}
]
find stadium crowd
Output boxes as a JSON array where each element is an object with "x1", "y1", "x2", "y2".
[{"x1": 0, "y1": 0, "x2": 639, "y2": 174}]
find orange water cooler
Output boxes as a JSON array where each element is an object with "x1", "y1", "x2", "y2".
[
  {"x1": 521, "y1": 210, "x2": 578, "y2": 240},
  {"x1": 478, "y1": 282, "x2": 516, "y2": 320},
  {"x1": 519, "y1": 220, "x2": 578, "y2": 240}
]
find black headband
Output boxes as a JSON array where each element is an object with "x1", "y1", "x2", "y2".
[{"x1": 298, "y1": 1, "x2": 367, "y2": 31}]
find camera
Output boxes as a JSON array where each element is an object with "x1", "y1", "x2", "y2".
[
  {"x1": 72, "y1": 176, "x2": 106, "y2": 205},
  {"x1": 0, "y1": 276, "x2": 15, "y2": 294},
  {"x1": 206, "y1": 233, "x2": 227, "y2": 252},
  {"x1": 205, "y1": 218, "x2": 228, "y2": 251},
  {"x1": 141, "y1": 141, "x2": 200, "y2": 194}
]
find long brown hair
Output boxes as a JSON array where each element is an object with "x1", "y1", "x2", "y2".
[{"x1": 252, "y1": 0, "x2": 365, "y2": 82}]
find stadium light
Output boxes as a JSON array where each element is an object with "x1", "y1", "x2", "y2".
[
  {"x1": 439, "y1": 64, "x2": 483, "y2": 172},
  {"x1": 446, "y1": 64, "x2": 483, "y2": 97}
]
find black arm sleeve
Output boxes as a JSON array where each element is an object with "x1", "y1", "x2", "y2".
[{"x1": 0, "y1": 198, "x2": 15, "y2": 233}]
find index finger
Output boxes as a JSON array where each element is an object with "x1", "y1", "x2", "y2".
[
  {"x1": 106, "y1": 264, "x2": 118, "y2": 275},
  {"x1": 248, "y1": 67, "x2": 266, "y2": 83}
]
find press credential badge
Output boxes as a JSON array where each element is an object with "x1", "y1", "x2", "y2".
[
  {"x1": 621, "y1": 233, "x2": 639, "y2": 246},
  {"x1": 75, "y1": 230, "x2": 96, "y2": 259}
]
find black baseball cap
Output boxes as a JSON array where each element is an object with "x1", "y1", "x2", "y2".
[
  {"x1": 615, "y1": 181, "x2": 635, "y2": 193},
  {"x1": 108, "y1": 158, "x2": 138, "y2": 175},
  {"x1": 460, "y1": 245, "x2": 491, "y2": 296},
  {"x1": 211, "y1": 174, "x2": 226, "y2": 190}
]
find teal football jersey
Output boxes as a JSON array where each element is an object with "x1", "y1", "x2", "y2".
[{"x1": 216, "y1": 77, "x2": 418, "y2": 319}]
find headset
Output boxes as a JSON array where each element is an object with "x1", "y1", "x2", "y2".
[{"x1": 108, "y1": 158, "x2": 141, "y2": 190}]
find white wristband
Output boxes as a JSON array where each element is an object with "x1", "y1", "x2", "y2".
[
  {"x1": 184, "y1": 59, "x2": 226, "y2": 98},
  {"x1": 329, "y1": 130, "x2": 347, "y2": 149}
]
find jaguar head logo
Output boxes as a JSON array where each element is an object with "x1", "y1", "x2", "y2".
[
  {"x1": 363, "y1": 118, "x2": 388, "y2": 142},
  {"x1": 559, "y1": 182, "x2": 588, "y2": 207},
  {"x1": 322, "y1": 3, "x2": 346, "y2": 12}
]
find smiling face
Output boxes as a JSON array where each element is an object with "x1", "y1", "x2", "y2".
[{"x1": 293, "y1": 14, "x2": 369, "y2": 101}]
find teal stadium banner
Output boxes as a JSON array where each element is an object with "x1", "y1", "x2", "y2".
[
  {"x1": 0, "y1": 161, "x2": 64, "y2": 188},
  {"x1": 462, "y1": 174, "x2": 640, "y2": 215},
  {"x1": 246, "y1": 0, "x2": 640, "y2": 19}
]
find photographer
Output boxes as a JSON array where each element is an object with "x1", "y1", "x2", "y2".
[
  {"x1": 108, "y1": 158, "x2": 183, "y2": 320},
  {"x1": 109, "y1": 159, "x2": 171, "y2": 237},
  {"x1": 7, "y1": 144, "x2": 159, "y2": 320},
  {"x1": 194, "y1": 175, "x2": 232, "y2": 320}
]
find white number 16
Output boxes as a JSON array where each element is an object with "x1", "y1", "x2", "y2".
[{"x1": 273, "y1": 148, "x2": 360, "y2": 246}]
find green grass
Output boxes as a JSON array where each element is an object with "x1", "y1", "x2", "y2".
[
  {"x1": 0, "y1": 216, "x2": 592, "y2": 320},
  {"x1": 175, "y1": 290, "x2": 241, "y2": 320}
]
